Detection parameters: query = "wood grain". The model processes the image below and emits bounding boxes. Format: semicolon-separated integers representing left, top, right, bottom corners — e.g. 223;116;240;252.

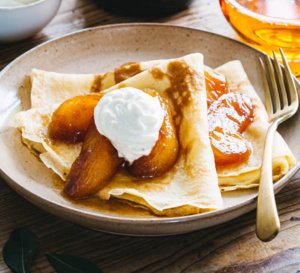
0;0;300;272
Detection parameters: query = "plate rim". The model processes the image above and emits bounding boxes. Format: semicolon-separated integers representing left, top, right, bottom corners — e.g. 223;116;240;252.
1;22;299;227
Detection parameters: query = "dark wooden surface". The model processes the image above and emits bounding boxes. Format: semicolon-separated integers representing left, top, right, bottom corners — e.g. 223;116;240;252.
1;0;300;272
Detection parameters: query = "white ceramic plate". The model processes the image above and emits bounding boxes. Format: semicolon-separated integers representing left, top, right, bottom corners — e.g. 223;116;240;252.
0;24;299;236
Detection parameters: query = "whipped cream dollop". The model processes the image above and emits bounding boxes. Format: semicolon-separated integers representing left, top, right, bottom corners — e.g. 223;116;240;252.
94;87;164;163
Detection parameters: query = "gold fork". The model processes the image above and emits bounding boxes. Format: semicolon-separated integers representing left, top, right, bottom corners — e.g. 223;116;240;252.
256;49;299;242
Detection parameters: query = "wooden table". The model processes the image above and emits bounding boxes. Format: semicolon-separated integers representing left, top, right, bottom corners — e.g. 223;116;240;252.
1;0;300;272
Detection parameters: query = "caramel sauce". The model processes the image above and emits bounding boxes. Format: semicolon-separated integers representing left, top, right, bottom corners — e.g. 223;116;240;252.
150;67;165;80
114;62;143;84
53;174;152;217
163;60;204;126
90;62;143;93
90;74;103;93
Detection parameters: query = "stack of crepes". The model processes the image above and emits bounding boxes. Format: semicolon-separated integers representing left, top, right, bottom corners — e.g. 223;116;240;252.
15;53;295;217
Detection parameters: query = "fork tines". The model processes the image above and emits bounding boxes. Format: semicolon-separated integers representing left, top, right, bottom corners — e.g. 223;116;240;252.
259;48;299;121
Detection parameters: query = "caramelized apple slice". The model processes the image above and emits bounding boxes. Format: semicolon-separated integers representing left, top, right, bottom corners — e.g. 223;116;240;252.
64;119;124;200
49;94;103;143
208;92;254;168
128;90;179;178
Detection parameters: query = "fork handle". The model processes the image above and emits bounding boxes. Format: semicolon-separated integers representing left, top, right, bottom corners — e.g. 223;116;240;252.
256;120;280;242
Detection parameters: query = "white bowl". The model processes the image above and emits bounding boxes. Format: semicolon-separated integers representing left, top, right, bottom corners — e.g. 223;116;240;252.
0;0;62;43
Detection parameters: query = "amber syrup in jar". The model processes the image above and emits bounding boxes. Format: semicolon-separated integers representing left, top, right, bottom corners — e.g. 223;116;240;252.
220;0;300;78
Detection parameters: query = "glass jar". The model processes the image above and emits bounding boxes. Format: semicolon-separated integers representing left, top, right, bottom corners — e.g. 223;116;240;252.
220;0;300;78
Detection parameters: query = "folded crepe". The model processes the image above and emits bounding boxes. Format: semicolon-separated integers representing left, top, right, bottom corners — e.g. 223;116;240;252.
216;61;295;190
30;60;162;108
16;53;223;216
27;57;296;192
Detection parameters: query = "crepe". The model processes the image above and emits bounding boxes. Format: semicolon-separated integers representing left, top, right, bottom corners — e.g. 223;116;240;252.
30;60;162;108
28;58;296;191
215;61;295;190
16;53;223;216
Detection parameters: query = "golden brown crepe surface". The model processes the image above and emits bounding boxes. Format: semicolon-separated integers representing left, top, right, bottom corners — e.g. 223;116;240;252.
30;60;162;108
